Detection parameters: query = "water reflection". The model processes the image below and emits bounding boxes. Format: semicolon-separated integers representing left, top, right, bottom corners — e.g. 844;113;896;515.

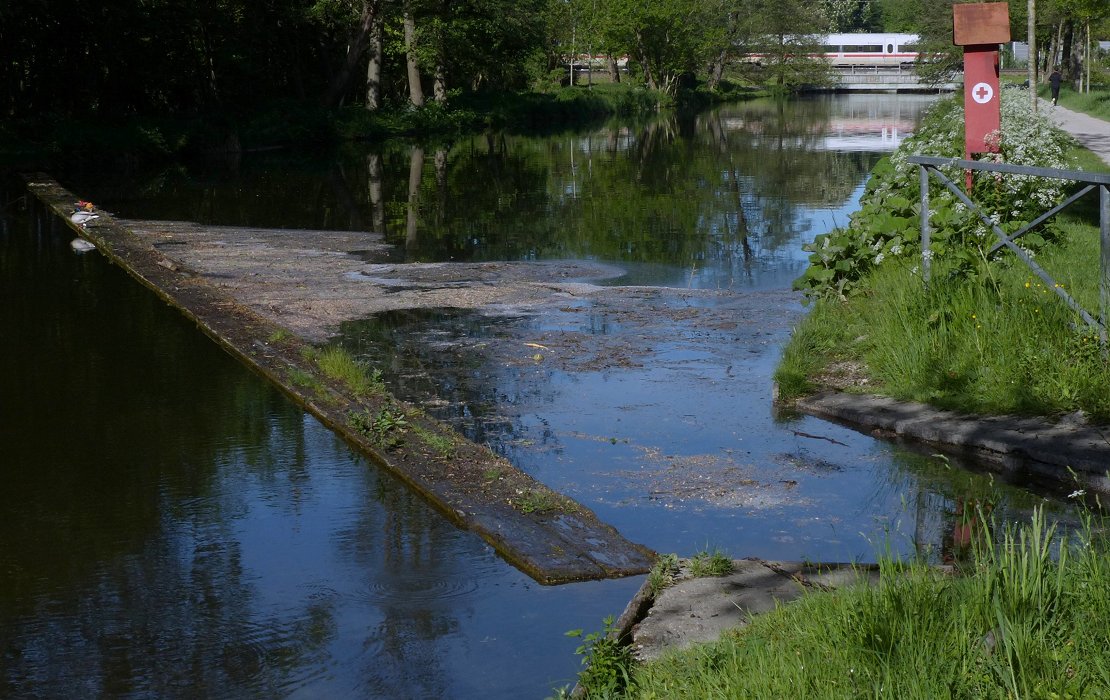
10;93;1085;697
0;195;641;698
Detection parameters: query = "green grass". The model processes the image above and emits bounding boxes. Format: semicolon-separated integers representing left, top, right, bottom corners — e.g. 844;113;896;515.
286;366;322;391
780;226;1110;419
267;328;291;343
515;489;563;515
777;146;1110;420
587;507;1110;699
313;345;385;397
410;424;456;459
647;554;681;596
689;549;735;577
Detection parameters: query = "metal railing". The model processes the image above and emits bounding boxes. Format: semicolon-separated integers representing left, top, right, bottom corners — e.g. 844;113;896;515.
908;155;1110;339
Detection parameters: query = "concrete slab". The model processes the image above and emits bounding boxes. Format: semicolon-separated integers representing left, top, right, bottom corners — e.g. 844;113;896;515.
24;175;657;585
625;559;878;663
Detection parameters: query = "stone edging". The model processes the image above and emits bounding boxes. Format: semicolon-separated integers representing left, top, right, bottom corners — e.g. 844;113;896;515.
796;390;1110;493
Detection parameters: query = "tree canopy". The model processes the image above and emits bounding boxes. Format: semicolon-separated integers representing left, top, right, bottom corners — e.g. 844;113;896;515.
2;0;1105;122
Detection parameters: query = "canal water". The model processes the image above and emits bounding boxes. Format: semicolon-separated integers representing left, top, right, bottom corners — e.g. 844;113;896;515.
1;94;1076;698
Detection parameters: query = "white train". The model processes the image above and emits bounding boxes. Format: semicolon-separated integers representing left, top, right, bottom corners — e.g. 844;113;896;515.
743;33;921;68
821;33;920;66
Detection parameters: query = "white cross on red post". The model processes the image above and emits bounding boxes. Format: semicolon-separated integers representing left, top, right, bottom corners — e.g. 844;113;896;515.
953;3;1010;162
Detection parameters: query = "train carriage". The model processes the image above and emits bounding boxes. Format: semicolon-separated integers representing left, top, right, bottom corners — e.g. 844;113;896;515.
742;33;922;68
820;33;920;67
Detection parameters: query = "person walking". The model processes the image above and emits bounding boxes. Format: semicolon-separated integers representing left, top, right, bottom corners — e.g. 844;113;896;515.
1049;67;1062;106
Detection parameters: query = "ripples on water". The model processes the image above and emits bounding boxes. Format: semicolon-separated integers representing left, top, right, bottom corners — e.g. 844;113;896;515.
1;94;1081;698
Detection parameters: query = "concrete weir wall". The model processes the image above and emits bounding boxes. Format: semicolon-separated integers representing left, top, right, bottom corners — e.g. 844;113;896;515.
26;175;655;584
797;391;1110;494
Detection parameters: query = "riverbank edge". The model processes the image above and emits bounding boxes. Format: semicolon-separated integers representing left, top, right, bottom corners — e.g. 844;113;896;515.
568;557;884;697
789;390;1110;494
23;174;656;585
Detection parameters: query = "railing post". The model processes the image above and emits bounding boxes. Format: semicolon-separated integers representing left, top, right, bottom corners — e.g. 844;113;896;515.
920;164;931;284
1101;184;1110;344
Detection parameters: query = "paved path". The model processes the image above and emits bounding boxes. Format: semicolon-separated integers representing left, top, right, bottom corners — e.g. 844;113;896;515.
1041;100;1110;166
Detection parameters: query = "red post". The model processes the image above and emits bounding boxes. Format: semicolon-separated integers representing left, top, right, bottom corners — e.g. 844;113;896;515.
953;3;1010;190
963;46;1001;157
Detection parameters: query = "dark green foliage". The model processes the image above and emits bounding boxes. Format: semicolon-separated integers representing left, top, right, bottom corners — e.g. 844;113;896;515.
348;408;409;449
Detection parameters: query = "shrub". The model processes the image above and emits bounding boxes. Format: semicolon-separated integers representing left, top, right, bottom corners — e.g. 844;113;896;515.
794;92;1074;301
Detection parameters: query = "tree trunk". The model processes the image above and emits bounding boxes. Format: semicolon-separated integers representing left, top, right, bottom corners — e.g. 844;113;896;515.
433;62;447;103
406;146;425;247
367;152;384;235
432;0;448;104
1061;21;1074;78
607;55;620;83
1049;21;1064;76
434;148;447;224
199;25;221;106
404;12;425;107
1085;21;1090;93
1027;0;1036;112
365;13;383;110
325;0;378;108
707;51;726;91
634;32;657;91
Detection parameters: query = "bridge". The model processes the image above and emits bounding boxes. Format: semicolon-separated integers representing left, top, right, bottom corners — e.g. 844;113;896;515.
832;65;957;92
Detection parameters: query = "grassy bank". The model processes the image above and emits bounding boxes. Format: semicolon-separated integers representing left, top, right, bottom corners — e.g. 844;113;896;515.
574;507;1110;698
777;91;1110;421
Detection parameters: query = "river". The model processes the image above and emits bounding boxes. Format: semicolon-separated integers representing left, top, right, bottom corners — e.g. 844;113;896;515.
0;94;1075;698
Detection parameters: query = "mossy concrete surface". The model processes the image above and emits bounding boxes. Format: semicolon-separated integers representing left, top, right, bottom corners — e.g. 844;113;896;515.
627;558;879;662
25;174;656;584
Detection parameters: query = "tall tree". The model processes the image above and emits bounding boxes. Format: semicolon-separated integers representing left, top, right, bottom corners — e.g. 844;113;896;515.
366;10;384;110
598;0;722;96
821;0;883;31
323;0;382;107
741;0;836;90
404;8;426;106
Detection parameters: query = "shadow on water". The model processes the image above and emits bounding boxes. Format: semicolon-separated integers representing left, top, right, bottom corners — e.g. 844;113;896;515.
0;184;642;698
3;93;1089;697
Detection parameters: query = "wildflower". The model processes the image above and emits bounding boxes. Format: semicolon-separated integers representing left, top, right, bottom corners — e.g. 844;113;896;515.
1068;489;1086;499
890;244;903;256
873;253;885;265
